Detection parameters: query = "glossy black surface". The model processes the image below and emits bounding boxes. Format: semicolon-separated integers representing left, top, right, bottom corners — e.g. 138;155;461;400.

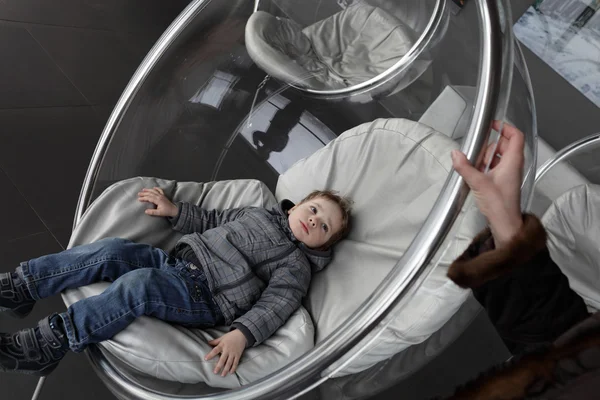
0;0;598;399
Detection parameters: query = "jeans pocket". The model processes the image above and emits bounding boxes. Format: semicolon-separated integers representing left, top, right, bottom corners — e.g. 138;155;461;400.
177;263;210;304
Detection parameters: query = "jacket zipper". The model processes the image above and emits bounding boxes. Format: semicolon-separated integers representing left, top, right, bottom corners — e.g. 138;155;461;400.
212;246;297;295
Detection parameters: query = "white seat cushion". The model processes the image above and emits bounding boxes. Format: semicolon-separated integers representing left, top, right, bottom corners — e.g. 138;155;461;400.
542;184;600;312
64;178;314;388
276;118;483;376
245;2;415;90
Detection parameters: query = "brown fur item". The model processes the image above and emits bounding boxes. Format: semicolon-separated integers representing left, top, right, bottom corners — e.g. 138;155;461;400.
447;214;547;289
445;317;600;399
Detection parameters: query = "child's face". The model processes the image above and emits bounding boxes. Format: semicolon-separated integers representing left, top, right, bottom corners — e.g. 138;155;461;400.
287;197;343;249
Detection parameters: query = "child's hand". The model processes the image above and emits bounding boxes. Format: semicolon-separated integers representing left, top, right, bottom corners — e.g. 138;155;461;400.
205;329;247;376
137;187;179;218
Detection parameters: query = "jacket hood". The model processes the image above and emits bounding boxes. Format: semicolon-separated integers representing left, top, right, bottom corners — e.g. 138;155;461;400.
275;200;332;273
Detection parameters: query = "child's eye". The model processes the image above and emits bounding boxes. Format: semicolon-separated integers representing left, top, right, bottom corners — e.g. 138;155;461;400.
322;224;329;232
310;206;317;213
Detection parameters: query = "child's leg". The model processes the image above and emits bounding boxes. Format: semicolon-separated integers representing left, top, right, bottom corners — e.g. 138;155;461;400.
59;260;222;352
0;260;222;375
17;237;173;301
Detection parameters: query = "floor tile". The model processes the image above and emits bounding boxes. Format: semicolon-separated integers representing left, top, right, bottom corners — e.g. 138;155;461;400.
0;169;46;243
27;24;142;105
0;23;87;109
0;0;115;30
0;368;42;399
0;107;103;233
118;31;159;66
108;0;191;34
92;104;115;125
40;351;117;400
52;226;75;251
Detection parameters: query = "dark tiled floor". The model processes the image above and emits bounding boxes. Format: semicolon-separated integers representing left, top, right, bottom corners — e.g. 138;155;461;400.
0;22;86;109
0;106;103;247
0;1;599;399
0;1;191;399
28;25;143;105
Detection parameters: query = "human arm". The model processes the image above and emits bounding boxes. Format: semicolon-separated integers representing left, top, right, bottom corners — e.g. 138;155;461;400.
446;121;541;286
137;187;247;234
450;120;525;248
169;202;247;234
203;255;310;376
447;121;589;351
231;253;311;347
204;329;247;376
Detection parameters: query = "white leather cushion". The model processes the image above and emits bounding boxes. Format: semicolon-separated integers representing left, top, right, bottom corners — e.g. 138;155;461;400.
302;2;416;86
542;184;600;312
63;178;315;388
245;3;415;90
276;118;479;376
531;137;589;217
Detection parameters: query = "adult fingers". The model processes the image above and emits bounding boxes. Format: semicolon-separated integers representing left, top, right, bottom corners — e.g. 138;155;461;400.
145;209;162;216
451;150;487;191
153;187;165;195
483;138;510;170
492;121;525;161
492;120;523;141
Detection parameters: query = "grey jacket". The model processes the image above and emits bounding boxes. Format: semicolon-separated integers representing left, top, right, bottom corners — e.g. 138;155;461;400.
170;200;331;346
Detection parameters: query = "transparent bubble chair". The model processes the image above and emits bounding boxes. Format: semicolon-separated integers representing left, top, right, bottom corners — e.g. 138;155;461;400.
31;0;541;398
532;132;600;316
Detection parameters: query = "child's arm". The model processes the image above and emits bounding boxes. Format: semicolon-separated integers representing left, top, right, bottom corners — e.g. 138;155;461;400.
231;256;311;348
138;187;246;234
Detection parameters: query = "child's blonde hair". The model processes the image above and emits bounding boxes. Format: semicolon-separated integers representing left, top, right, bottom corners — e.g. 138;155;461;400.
299;190;352;250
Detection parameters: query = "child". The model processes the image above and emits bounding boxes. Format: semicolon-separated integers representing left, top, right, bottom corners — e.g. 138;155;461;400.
0;187;351;377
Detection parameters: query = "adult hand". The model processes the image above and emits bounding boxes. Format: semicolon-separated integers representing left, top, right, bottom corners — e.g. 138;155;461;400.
451;121;524;248
137;187;179;218
205;329;247;376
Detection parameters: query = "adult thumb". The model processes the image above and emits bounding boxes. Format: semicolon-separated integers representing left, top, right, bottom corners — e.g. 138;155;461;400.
451;150;484;190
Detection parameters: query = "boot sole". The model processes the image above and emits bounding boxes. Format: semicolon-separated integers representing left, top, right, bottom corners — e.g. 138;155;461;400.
0;303;34;319
0;361;59;376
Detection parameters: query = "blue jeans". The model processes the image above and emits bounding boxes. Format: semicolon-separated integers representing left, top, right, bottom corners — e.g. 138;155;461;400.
16;238;224;352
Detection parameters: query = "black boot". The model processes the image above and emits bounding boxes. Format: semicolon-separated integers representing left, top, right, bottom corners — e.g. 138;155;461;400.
0;272;35;318
0;314;69;376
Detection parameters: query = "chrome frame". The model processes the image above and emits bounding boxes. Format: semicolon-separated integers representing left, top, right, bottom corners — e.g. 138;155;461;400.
253;0;450;98
69;0;515;398
515;38;538;210
534;132;600;185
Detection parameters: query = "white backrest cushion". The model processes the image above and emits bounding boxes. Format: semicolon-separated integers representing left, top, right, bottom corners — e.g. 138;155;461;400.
276;118;479;376
303;2;416;86
64;178;314;387
531;137;589;217
543;184;600;312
